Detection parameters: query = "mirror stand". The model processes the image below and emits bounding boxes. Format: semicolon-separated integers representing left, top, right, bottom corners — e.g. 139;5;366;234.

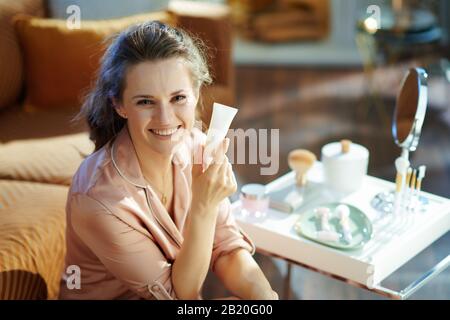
371;68;429;216
371;186;429;217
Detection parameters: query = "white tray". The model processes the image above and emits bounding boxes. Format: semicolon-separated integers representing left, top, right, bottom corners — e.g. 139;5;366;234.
232;162;450;289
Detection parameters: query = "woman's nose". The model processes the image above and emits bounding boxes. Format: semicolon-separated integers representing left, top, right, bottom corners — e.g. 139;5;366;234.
158;103;175;124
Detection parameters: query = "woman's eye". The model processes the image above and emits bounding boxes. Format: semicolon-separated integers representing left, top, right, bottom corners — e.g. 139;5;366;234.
173;95;186;103
137;99;155;106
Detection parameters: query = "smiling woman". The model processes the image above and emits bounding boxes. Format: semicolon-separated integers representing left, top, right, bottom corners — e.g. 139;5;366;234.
59;21;278;300
116;58;198;156
79;21;211;152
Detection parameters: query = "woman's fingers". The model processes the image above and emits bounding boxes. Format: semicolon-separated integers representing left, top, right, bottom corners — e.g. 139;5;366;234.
205;158;230;187
213;138;229;165
202;139;220;172
227;162;237;193
228;162;237;187
217;159;228;183
204;138;230;169
218;160;236;195
204;160;222;178
225;137;230;153
203;150;227;177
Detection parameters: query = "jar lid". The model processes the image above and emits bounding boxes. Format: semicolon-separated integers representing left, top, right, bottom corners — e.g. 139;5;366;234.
241;184;267;200
321;140;369;161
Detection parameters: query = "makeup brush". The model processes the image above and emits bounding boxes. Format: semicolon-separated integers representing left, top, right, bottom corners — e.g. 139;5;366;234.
411;169;417;188
401;167;413;211
408;169;417;209
416;165;427;199
394;156;410;214
405;168;412;194
395;157;410;193
288;149;317;188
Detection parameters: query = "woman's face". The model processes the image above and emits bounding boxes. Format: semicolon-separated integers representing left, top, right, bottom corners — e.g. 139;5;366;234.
116;57;199;156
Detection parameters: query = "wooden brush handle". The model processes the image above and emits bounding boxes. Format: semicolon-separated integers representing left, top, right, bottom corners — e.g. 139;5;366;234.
395;172;403;192
295;172;307;187
340;139;351;153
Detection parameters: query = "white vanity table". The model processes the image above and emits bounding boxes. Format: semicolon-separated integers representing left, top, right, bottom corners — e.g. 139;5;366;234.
231;162;450;299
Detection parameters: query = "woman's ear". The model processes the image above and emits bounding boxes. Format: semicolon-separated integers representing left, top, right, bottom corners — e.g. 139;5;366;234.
112;97;127;119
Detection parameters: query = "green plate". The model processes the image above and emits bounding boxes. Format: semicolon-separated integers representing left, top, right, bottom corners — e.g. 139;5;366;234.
294;203;373;250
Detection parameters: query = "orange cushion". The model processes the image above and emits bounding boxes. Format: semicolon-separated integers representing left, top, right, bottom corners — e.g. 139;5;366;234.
0;180;69;299
0;133;94;185
13;11;175;110
0;0;44;109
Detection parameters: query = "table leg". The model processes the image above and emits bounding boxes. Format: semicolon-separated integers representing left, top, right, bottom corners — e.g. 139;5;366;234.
284;262;292;299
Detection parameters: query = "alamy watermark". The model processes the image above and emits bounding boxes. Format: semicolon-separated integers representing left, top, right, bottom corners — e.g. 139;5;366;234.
171;122;280;176
365;5;381;33
65;265;81;290
227;128;279;176
0;191;12;209
66;5;81;30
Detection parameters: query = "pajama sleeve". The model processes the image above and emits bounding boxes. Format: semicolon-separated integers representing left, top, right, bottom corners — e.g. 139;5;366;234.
210;198;256;272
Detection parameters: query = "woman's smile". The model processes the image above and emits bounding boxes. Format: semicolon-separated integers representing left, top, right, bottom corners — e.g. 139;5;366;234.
148;125;182;140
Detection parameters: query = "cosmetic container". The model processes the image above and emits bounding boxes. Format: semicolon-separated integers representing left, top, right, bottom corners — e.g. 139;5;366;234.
240;184;269;218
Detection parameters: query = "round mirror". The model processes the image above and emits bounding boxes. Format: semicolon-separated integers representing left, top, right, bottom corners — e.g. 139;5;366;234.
372;68;429;215
392;67;428;152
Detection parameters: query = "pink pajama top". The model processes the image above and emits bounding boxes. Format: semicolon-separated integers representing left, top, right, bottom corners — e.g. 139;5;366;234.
58;125;255;300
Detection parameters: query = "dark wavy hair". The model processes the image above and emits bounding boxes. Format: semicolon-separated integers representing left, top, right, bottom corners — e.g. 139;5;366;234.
76;21;212;152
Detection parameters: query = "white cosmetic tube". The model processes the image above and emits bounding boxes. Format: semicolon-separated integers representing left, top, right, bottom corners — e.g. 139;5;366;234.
203;103;238;170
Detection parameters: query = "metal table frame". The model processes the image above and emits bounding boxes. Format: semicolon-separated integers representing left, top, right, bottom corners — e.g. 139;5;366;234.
259;248;450;300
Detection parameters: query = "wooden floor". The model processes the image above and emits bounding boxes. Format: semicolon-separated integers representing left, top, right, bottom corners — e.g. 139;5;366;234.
203;63;450;299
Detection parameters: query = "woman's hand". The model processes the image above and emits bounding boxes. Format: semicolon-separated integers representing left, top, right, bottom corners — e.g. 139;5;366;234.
191;138;236;216
250;289;279;300
172;138;236;299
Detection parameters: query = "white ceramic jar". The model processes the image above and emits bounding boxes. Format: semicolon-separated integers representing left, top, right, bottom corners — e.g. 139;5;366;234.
321;140;369;194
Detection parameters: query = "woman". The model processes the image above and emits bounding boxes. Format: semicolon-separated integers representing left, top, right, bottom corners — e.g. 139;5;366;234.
59;21;278;300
